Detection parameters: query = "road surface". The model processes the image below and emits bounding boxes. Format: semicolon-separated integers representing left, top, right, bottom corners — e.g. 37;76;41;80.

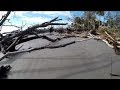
0;35;120;79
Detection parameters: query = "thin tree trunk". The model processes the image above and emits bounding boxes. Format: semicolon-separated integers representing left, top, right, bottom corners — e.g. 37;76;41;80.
99;16;100;26
103;16;105;26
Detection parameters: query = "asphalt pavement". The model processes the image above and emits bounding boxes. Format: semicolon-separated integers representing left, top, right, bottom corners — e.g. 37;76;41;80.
0;35;120;79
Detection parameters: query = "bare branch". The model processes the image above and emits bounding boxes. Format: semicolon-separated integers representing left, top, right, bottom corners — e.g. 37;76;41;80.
0;11;11;26
0;37;93;62
3;25;20;29
0;17;68;54
0;41;75;61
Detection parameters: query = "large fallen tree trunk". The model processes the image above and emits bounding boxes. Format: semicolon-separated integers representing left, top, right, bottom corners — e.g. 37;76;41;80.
2;17;67;40
104;31;120;55
0;17;68;54
89;31;120;55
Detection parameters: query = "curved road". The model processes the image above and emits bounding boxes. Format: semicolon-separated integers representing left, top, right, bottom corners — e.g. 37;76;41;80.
0;35;120;79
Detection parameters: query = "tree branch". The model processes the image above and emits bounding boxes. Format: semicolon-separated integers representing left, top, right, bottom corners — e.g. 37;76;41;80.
0;38;93;62
0;17;68;54
0;41;75;61
0;11;11;26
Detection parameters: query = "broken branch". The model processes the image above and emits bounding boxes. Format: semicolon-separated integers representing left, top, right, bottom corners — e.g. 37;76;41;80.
0;11;11;26
0;41;75;61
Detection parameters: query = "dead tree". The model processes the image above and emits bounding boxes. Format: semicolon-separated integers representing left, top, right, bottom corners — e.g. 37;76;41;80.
0;17;68;54
105;31;120;55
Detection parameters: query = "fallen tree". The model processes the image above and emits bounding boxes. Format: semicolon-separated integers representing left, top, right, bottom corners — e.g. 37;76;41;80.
0;17;68;54
88;29;120;55
0;37;92;62
104;31;120;55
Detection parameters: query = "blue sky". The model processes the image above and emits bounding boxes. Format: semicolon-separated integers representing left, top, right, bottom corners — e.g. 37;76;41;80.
0;11;74;33
0;11;106;33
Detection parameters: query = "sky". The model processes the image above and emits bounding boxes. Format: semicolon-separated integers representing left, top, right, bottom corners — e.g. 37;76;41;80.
0;11;77;33
0;11;105;33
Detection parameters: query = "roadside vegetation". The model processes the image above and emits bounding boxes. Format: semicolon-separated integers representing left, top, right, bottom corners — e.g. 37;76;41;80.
69;11;120;40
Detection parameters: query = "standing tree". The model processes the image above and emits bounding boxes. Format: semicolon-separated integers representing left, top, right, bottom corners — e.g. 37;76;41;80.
96;11;104;26
71;16;84;30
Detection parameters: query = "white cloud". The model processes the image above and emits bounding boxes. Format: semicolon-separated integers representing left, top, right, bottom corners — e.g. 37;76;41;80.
0;26;19;33
0;12;18;33
0;11;71;33
10;11;27;18
11;11;72;18
0;11;72;21
0;11;26;20
32;11;72;18
21;16;51;24
21;16;69;29
5;11;71;24
0;11;7;19
13;11;71;25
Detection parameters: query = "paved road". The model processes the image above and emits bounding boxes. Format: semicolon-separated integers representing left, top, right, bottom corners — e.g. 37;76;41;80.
0;35;120;79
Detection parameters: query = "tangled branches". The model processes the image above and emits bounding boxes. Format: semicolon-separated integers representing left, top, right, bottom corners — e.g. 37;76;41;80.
0;17;68;54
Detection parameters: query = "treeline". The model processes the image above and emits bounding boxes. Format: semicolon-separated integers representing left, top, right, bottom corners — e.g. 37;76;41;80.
70;11;120;30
